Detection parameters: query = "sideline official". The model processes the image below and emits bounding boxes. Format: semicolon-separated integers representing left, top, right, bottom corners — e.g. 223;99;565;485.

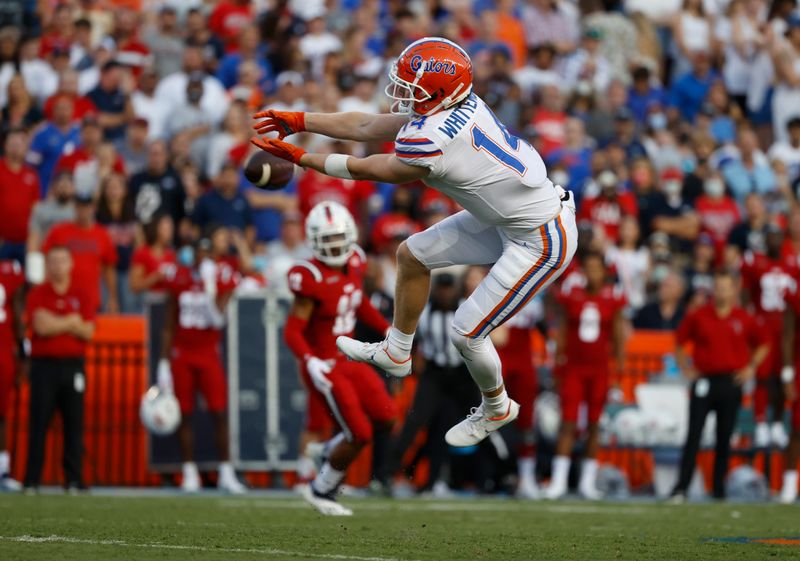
671;271;769;501
23;246;95;492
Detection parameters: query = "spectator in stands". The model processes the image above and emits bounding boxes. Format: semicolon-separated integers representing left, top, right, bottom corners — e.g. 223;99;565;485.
96;173;137;313
56;114;126;197
671;270;769;502
154;44;229;126
578;169;638;244
634;269;686;330
721;128;777;202
26;96;80;194
647;168;701;249
626;61;667;125
86;61;133;142
117;117;149;175
0;127;40;263
670;0;715;79
130;66;167;139
561;27;610;94
208;0;252;53
694;170;740;258
164;73;213;169
269;71;307;112
206;103;249;180
129;213;176;302
771;15;800;144
27;170;76;254
670;50;718;122
17;35;57;105
43;68;96;123
768;117;800;184
2;74;43;134
728;192;769;258
258;211;312;295
522;0;578;54
606;215;649;312
512;43;559;100
546;118;594;199
142;5;183;79
23;245;96;493
216;24;271;91
128;139;186;228
684;234;717;307
42;192;118;313
192;161;255;244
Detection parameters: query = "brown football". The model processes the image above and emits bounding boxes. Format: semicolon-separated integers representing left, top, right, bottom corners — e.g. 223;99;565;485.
244;151;294;190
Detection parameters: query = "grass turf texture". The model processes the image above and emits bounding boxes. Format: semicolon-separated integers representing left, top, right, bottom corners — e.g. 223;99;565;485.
0;493;798;561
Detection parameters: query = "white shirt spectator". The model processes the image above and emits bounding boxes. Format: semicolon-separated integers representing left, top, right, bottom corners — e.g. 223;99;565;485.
154;72;229;126
131;89;169;139
512;66;561;98
606;245;650;311
768;139;800;183
623;0;682;24
560;49;611;93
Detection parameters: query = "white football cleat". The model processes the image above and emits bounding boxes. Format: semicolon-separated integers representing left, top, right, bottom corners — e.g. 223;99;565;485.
300;484;353;516
779;483;798;505
181;462;201;493
516;477;540;500
0;474;22;492
218;464;247;495
579;482;603;501
754;422;770;448
770;422;789;449
336;337;412;378
543;480;567;500
444;400;519;447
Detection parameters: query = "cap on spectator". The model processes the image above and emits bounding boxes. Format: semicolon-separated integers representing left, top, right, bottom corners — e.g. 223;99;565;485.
371;215;419;252
75;191;94;204
614;107;634;122
277;71;304;88
787;116;800;129
584;27;603;40
660;168;683;182
597;170;618;188
102;60;122;72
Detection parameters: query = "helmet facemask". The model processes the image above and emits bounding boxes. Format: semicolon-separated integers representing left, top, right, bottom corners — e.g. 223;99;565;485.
385;61;431;115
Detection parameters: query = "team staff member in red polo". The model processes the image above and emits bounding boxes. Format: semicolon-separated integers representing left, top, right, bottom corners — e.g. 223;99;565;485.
23;246;95;493
670;270;769;502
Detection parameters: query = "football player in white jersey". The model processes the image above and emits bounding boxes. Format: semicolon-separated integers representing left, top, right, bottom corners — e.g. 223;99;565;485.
251;37;578;448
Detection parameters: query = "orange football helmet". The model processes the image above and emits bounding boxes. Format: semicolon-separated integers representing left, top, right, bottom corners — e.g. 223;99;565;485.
386;37;473;116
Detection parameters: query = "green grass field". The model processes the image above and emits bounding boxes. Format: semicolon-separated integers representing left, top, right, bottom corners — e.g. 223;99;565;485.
0;492;798;561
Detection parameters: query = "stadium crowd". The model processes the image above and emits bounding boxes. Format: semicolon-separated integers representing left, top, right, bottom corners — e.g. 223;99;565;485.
1;0;800;499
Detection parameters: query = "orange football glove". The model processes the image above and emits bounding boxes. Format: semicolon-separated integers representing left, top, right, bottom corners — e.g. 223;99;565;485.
252;109;306;138
250;136;307;165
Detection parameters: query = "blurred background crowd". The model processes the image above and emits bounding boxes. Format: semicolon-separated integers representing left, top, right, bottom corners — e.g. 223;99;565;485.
1;0;800;496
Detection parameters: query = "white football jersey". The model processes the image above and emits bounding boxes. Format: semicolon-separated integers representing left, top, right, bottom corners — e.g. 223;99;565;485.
394;93;561;232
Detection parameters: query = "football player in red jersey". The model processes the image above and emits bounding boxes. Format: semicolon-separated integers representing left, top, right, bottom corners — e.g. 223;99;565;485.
0;260;25;490
159;236;245;494
780;281;800;503
545;252;626;500
491;298;544;499
740;225;797;448
285;201;396;516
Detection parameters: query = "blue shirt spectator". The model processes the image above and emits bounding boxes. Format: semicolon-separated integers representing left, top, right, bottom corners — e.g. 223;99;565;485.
193;164;255;235
86;62;129;142
26;117;80;196
669;53;718;122
719;129;777;202
215;26;274;90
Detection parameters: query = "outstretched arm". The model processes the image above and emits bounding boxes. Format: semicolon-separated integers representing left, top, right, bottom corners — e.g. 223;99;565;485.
250;136;429;184
253;109;408;142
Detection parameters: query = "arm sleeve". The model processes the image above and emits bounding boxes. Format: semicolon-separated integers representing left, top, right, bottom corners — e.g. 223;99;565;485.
356;295;390;334
393;124;443;170
284;315;313;361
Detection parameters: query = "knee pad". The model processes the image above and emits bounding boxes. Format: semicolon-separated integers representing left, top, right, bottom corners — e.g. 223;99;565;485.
449;324;475;355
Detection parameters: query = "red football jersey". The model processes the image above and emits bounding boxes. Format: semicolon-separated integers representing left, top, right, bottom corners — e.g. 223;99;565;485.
557;283;625;366
0;159;40;243
167;260;238;350
287;250;370;361
740;251;797;329
0;260;24;349
130;245;177;292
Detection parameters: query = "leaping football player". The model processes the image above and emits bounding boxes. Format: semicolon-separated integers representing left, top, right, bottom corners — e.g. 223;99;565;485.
284;201;396;516
252;37;578;449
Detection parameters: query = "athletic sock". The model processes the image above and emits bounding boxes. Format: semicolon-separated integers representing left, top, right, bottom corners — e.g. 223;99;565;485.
552;455;571;488
386;326;414;358
218;462;236;481
0;450;9;475
580;459;598;489
297;456;315;479
783;470;799;493
483;388;510;417
313;462;345;495
518;457;536;485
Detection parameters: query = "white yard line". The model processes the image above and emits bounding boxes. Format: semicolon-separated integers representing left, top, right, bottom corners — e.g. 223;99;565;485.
0;535;420;561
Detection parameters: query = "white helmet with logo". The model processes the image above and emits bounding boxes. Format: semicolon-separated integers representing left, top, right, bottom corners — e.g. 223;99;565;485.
305;201;358;267
140;386;181;436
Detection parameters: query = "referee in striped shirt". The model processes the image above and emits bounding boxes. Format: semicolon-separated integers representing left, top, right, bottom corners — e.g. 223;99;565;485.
383;273;479;488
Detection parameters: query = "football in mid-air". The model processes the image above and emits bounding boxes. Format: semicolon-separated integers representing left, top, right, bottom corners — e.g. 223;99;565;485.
245;151;294;190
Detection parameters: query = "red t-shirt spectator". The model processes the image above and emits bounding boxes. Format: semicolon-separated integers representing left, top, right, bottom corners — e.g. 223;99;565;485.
208;0;253;51
0;158;40;244
115;37;151;78
26;281;94;358
130;246;177;292
43;223;118;312
39;34;71;59
695;194;740;256
578;192;638;243
56;147;126;177
43;93;97;123
297;169;374;220
676;304;765;375
530;108;566;158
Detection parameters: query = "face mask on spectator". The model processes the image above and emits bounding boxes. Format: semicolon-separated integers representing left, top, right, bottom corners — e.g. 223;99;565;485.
663;180;682;198
648;112;667;131
704;179;724;198
178;246;195;267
